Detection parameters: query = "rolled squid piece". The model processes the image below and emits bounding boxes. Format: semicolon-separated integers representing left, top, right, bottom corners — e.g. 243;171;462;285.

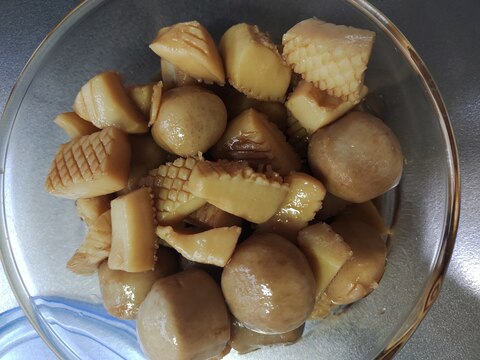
45;127;131;199
283;18;375;103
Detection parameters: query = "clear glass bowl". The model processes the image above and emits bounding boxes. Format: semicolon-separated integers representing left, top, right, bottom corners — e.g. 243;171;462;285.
0;0;459;359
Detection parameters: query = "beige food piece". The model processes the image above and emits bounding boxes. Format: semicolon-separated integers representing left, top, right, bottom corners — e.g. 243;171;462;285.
220;23;291;101
73;71;147;133
230;318;304;354
108;187;157;272
308;111;403;203
211;108;301;176
148;81;163;127
161;59;196;90
316;192;351;220
285;113;309;158
188;160;289;224
54;112;99;138
137;269;230;360
221;233;315;334
309;293;335;320
98;247;178;319
223;88;288;131
256;172;326;242
67;210;112;275
286;80;368;134
185;203;243;229
75;195;112;226
282;18;375;102
326;220;387;305
127;83;154;116
151;86;227;156
298;222;352;302
150;21;225;85
118;134;168;195
45;127;131;199
156;225;241;267
138;157;207;225
337;201;389;236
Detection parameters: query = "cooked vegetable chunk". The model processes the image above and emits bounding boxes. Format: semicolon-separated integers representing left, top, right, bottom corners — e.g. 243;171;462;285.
286;80;368;134
308;112;403;202
220;23;291;101
67;210;112;275
73;71;148;133
156;225;241;267
230;318;304;354
54;112;99;138
298;223;352;302
109;187;157;272
326;220;387;305
211;108;301;176
75;195;112;226
127;83;154;116
137;269;230;360
151;86;227;156
222;233;315;334
98;246;178;319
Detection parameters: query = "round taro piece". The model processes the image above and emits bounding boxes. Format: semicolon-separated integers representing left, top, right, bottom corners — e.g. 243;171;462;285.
137;269;230;360
221;233;315;334
308;111;403;203
151;86;227;157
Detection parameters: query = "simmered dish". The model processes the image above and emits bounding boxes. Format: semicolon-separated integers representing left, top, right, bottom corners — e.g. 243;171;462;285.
45;17;403;360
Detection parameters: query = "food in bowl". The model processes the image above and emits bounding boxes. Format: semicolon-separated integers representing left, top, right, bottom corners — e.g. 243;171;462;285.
44;16;402;360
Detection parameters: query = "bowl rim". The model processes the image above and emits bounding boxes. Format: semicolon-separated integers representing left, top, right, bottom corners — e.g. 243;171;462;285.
0;0;460;359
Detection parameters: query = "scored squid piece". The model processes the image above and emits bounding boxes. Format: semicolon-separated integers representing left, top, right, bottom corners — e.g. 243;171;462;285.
127;83;154;116
137;269;230;360
188;160;289;224
282;18;375;103
220;23;291;101
297;222;353;317
45;127;131;199
230;318;304;354
256;172;326;242
67;210;112;275
150;21;225;85
73;71;148;133
108;187;157;272
286;80;368;134
211;108;301;176
137;157;207;225
75;195;112;226
156;225;241;267
185;203;243;230
161;59;196;90
53;112;99;138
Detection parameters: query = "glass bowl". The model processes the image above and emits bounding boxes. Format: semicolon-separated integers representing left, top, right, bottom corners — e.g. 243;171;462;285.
0;0;459;359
